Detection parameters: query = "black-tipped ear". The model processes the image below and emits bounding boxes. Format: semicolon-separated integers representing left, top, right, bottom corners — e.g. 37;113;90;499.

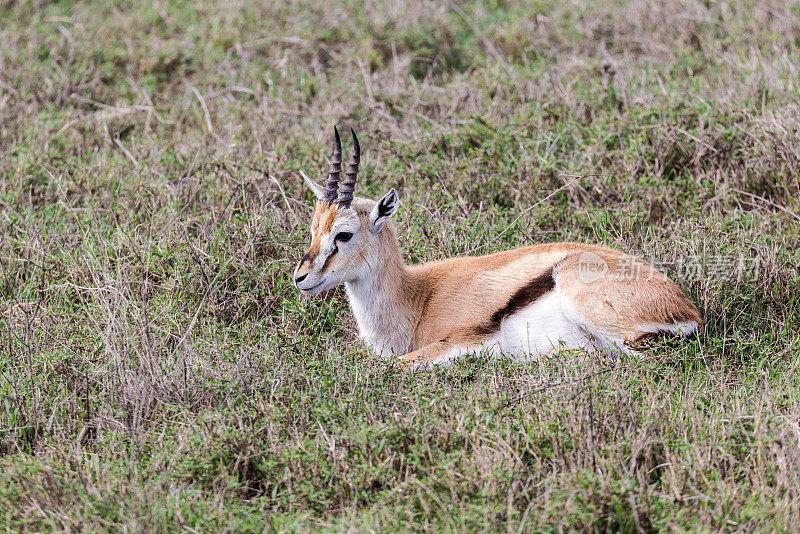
369;189;399;234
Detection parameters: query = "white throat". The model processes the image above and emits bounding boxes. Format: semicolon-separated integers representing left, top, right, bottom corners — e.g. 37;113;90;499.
343;246;415;358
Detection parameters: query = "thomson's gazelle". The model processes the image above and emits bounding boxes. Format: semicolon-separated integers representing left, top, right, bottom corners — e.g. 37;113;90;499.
294;127;701;368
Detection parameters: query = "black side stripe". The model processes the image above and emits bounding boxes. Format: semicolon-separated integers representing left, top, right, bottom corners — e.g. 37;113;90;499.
471;266;556;337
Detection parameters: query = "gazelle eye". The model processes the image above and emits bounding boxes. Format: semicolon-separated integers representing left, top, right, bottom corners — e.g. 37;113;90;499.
335;232;353;243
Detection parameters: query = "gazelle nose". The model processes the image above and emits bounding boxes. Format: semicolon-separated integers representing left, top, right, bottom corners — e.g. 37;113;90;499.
295;273;307;284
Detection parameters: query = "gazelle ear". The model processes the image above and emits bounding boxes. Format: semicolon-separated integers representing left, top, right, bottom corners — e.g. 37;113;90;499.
369;188;399;235
301;172;325;200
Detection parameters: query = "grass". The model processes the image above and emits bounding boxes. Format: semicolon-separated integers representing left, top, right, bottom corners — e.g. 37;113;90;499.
1;0;800;531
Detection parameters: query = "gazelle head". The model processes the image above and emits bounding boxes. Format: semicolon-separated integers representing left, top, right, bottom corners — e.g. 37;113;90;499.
294;126;399;295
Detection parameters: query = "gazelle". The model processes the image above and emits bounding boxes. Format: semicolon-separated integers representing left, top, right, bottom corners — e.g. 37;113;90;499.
294;127;701;368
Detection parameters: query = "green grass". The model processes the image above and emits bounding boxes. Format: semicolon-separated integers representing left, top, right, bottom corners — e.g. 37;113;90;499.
1;0;800;531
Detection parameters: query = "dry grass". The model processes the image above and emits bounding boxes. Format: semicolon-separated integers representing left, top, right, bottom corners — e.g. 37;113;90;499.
1;0;800;531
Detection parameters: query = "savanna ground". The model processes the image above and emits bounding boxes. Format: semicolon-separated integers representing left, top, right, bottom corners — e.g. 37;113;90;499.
1;0;800;531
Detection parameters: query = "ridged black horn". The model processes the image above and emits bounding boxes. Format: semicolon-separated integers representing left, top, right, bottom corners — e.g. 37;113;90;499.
322;126;342;203
337;128;360;208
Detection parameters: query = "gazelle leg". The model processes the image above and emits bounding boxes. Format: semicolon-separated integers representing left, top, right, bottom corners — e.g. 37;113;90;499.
395;341;463;370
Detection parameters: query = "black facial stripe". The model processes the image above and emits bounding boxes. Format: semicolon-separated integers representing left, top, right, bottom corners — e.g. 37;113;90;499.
298;253;311;269
321;245;338;272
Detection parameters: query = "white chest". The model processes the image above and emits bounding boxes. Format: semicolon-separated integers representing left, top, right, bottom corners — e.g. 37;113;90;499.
344;280;412;357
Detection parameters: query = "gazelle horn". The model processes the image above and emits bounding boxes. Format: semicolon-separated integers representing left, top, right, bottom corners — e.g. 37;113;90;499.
322;126;342;204
336;128;360;208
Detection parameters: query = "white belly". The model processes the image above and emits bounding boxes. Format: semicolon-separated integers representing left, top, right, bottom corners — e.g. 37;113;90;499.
492;291;590;358
431;290;624;367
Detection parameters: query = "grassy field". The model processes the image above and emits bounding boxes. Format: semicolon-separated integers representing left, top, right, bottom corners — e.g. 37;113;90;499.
1;0;800;531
